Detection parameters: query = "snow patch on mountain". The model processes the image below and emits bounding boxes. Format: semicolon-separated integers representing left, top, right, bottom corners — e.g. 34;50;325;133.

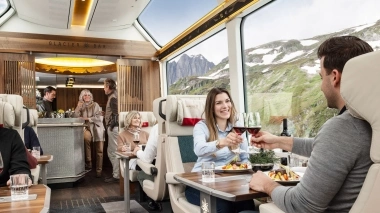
300;40;318;46
301;63;320;74
249;48;272;55
352;23;376;32
279;51;304;63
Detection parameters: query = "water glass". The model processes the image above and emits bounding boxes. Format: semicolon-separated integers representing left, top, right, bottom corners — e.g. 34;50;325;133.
10;174;29;201
32;146;40;159
201;162;215;182
123;143;131;152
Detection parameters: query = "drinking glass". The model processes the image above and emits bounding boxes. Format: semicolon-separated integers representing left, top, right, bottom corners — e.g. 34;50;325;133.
32;146;41;159
123;142;131;152
10;174;29;201
0;151;3;174
133;133;140;146
201;162;215;182
246;112;261;135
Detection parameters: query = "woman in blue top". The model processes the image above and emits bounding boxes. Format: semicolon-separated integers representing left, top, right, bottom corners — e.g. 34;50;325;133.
185;87;255;213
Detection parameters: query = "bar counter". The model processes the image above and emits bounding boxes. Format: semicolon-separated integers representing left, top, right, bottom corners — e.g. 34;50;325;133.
37;118;86;184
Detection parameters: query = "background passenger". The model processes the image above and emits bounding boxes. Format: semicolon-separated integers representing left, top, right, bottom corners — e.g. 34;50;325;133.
36;86;56;118
248;36;374;213
185;87;255;213
74;89;105;178
24;126;44;155
117;111;149;170
103;78;119;183
0;128;32;187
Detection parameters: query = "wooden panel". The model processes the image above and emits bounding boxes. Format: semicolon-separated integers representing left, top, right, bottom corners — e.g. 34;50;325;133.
0;53;35;108
117;59;160;112
56;88;108;112
0;31;156;59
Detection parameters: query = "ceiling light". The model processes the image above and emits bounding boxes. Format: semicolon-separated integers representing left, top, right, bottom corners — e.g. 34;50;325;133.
35;57;114;67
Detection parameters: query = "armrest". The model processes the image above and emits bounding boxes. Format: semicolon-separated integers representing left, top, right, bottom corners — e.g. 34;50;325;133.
259;203;285;213
137;159;157;176
165;172;180;184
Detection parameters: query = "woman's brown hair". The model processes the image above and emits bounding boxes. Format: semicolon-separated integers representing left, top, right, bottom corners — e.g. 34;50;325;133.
204;88;237;142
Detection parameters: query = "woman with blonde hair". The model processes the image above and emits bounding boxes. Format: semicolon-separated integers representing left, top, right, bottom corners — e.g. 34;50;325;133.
74;89;105;178
185;87;255;213
117;111;149;169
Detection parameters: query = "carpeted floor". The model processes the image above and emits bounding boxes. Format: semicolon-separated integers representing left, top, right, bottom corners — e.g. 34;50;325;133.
49;196;148;213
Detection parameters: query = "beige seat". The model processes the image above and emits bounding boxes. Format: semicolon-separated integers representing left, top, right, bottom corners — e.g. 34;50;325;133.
22;107;40;185
118;111;157;182
137;97;168;201
0;94;23;140
260;51;380;213
164;95;206;213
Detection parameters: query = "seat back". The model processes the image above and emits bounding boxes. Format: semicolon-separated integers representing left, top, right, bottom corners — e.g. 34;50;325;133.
0;94;24;141
140;97;169;201
22;107;38;134
164;95;206;213
340;51;380;213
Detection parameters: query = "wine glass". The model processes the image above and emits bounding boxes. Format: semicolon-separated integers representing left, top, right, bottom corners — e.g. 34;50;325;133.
133;133;140;147
232;113;247;155
246;112;262;153
0;151;3;174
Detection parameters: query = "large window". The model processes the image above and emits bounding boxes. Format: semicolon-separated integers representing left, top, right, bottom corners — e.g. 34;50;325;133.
0;0;10;17
242;0;380;137
166;30;228;95
138;0;218;46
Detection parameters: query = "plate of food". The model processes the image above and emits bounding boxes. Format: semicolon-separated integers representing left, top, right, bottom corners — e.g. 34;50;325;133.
216;162;251;173
264;168;302;182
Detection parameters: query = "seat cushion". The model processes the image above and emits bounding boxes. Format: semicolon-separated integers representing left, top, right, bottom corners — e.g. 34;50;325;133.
178;196;200;213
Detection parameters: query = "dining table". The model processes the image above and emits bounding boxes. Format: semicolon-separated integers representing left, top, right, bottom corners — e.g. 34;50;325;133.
0;184;51;213
115;151;137;213
37;155;53;185
174;170;298;213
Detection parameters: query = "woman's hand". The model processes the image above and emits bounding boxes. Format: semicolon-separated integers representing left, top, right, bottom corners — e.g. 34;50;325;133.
77;101;84;108
250;131;280;150
220;132;243;147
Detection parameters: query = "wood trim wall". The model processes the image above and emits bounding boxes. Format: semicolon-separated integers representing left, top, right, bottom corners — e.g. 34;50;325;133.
56;88;108;112
0;31;156;59
0;53;35;108
117;59;160;112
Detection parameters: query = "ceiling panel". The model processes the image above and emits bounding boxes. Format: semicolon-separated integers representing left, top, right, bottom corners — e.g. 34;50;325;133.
87;0;150;31
12;0;73;29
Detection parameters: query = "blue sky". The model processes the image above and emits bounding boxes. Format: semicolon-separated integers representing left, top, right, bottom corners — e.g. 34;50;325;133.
141;0;380;64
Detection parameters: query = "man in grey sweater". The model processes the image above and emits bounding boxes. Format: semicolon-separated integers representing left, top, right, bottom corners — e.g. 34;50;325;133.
248;36;374;213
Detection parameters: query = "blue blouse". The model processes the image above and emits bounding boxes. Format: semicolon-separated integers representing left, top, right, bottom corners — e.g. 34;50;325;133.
192;120;249;172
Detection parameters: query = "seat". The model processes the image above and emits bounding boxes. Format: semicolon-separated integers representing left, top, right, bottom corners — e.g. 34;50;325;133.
22;107;41;185
260;51;380;213
118;111;157;182
164;95;206;213
0;94;24;141
137;97;168;202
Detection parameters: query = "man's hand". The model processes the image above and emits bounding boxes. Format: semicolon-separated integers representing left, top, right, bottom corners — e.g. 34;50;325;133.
249;171;280;196
250;131;280;150
133;146;140;155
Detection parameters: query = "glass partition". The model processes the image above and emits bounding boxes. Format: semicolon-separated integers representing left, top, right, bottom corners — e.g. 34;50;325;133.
166;29;228;95
138;0;218;46
242;0;380;137
0;0;10;17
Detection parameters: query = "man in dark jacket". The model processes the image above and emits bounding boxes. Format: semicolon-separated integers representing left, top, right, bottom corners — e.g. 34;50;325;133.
37;86;56;118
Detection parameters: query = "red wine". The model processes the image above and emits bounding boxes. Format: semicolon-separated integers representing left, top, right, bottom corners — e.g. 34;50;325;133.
233;126;246;135
133;140;140;145
0;168;3;173
246;127;261;135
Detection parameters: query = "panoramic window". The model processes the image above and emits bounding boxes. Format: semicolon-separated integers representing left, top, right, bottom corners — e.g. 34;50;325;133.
166;29;228;95
0;0;10;17
242;0;380;137
138;0;218;46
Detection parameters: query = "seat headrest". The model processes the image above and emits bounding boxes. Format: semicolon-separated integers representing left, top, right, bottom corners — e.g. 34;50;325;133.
165;95;206;136
0;94;23;141
341;51;380;163
119;111;156;133
153;97;167;135
0;101;16;128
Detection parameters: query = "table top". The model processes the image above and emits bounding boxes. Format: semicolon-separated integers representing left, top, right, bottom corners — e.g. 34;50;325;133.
175;171;296;202
115;151;137;159
0;184;50;213
37;155;53;164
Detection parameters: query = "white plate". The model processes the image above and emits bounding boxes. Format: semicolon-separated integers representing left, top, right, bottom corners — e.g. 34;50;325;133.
215;165;252;173
263;171;303;182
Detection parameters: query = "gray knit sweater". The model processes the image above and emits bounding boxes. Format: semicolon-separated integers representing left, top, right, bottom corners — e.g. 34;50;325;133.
272;111;372;213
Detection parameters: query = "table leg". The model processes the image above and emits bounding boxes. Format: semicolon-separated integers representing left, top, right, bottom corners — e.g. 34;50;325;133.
41;164;47;185
124;159;130;213
200;191;217;213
